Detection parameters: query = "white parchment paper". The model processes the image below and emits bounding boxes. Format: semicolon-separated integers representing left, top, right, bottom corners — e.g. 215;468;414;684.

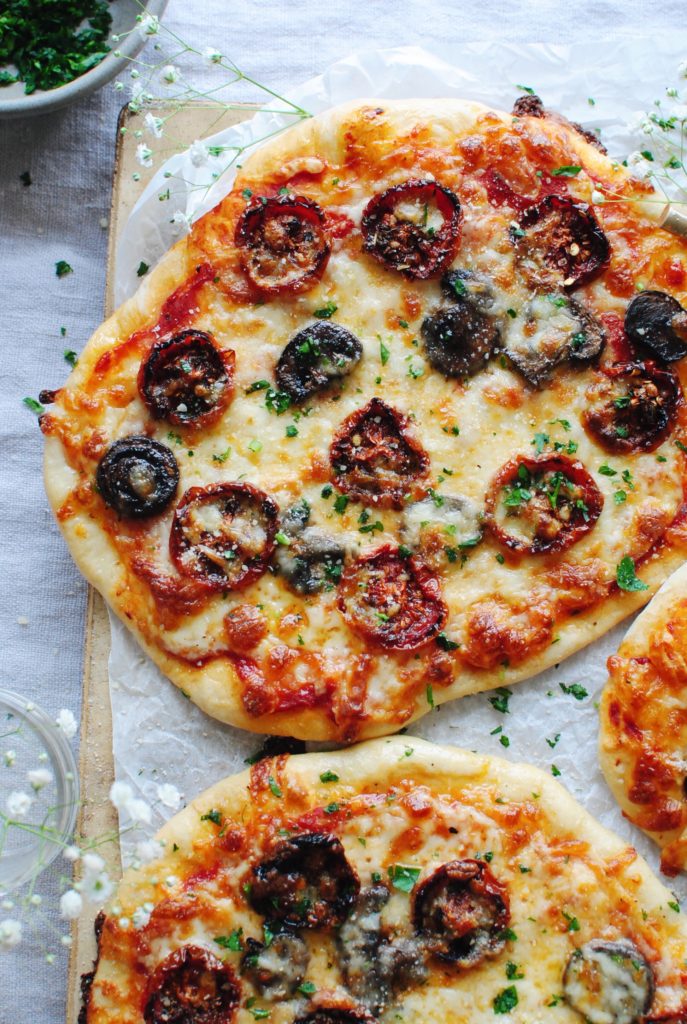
110;40;687;901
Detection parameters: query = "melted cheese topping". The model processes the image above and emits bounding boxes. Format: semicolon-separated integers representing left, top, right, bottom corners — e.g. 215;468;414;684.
43;101;687;738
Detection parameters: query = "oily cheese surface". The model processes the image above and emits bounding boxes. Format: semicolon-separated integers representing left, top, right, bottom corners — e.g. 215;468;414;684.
600;560;687;876
43;97;687;740
83;737;687;1024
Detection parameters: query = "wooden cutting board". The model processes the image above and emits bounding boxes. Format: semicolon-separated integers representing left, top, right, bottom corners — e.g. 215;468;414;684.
66;100;254;1024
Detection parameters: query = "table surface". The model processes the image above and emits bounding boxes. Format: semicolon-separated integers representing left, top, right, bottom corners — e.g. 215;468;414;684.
1;1;686;1020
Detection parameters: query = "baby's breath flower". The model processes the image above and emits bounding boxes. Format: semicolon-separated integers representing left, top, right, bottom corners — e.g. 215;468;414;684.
28;768;53;792
130;69;140;80
164;875;179;888
6;790;33;818
144;113;164;140
63;845;81;862
161;64;180;86
0;919;22;949
109;780;134;810
60;890;83;920
29;894;41;907
45;953;55;965
3;749;16;767
132;902;154;929
591;189;605;205
678;59;687;79
188;140;210;168
202;46;223;65
1;901;14;911
79;869;114;905
118;916;130;928
136;144;154;169
61;935;73;947
56;708;77;739
126;797;152;825
138;13;160;37
114;80;124;93
156;783;181;809
82;852;105;874
171;211;191;233
627;151;654;181
134;838;164;865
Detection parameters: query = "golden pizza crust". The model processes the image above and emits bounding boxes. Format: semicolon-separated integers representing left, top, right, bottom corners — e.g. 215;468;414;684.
600;559;687;875
85;737;687;1023
43;97;687;740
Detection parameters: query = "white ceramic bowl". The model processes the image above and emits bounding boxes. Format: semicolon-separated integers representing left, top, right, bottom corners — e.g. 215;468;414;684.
0;0;168;119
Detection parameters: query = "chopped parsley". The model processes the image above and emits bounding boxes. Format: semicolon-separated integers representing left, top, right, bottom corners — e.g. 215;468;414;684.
598;463;617;476
136;261;150;277
559;682;588;701
297;981;316;996
388;864;421;892
247;439;263;453
380;338;390;365
19;171;31;186
313;301;337;319
324;802;339;815
532;431;549;454
546;733;561;749
23;396;44;416
489;687;512;714
516;84;536;95
55;260;73;278
493;986;519;1014
333;494;349;514
267;776;283;798
436;631;460;651
319;770;339;783
616;555;648;592
214;929;243;951
212;447;231;464
63;349;78;367
551;165;582;177
285;424;298;438
562;910;580;932
551;764;561;777
550;418;571;432
505;962;524;980
426;684;435;709
200;809;222;826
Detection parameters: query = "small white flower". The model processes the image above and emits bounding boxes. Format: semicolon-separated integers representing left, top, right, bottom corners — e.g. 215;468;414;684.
63;845;81;863
1;901;14;911
126;797;152;825
28;768;53;792
170;210;191;233
202;46;223;65
81;852;105;875
61;935;72;947
161;64;180;86
0;919;22;949
188;140;210;168
164;875;179;888
678;59;687;79
144;112;164;139
56;708;77;739
156;783;181;810
136;144;154;169
25;702;35;713
37;751;48;763
132;902;153;929
7;790;33;818
45;953;55;965
130;70;140;80
79;870;113;904
131;81;145;103
3;749;16;767
118;916;130;929
109;780;134;811
627;151;654;180
29;894;41;907
591;189;605;205
138;13;160;37
60;890;83;920
114;80;124;93
134;838;164;864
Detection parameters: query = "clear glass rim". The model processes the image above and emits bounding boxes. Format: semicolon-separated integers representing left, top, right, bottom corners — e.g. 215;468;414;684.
0;687;80;889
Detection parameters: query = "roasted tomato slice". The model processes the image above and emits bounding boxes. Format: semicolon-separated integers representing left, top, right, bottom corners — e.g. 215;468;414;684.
276;321;363;402
625;289;687;362
582;361;682;454
361;178;462;280
485;455;603;555
170;483;278;590
563;940;654;1024
329;398;429;508
294;1010;376;1024
96;435;179;519
138;330;235;428
412;860;510;968
249;832;360;930
338;544;447;651
235;194;330;295
510;195;610;290
144;946;240;1024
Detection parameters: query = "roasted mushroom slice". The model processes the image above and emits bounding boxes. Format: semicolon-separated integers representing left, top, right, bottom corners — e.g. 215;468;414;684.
274;500;347;594
485;455;603;556
503;293;605;387
510;194;610;290
249;832;360;930
412;859;510;968
329;398;429;508
401;495;483;570
582;361;682;455
144;946;240;1024
421;302;500;379
138;330;235;428
563;939;654;1024
625;290;687;362
96;435;179;518
241;932;309;1000
338;884;428;1013
441;268;497;315
235;194;331;295
170;483;278;590
339;545;447;651
361;179;462;279
276;322;362;403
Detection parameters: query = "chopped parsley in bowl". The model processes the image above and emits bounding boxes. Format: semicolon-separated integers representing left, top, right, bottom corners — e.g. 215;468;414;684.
0;0;168;118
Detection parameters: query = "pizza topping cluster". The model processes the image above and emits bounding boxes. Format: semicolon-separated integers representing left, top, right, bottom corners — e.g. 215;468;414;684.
625;290;687;363
276;322;363;403
485;454;603;555
144;945;240;1024
361;179;462;280
235;194;331;295
563;939;654;1024
96;435;179;519
138;329;235;429
273;500;347;595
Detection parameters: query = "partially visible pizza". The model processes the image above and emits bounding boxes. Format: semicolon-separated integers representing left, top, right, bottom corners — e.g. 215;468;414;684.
81;737;687;1024
42;94;687;740
600;560;687;877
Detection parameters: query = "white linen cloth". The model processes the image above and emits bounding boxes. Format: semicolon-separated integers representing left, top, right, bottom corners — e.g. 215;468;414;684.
1;1;686;1020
